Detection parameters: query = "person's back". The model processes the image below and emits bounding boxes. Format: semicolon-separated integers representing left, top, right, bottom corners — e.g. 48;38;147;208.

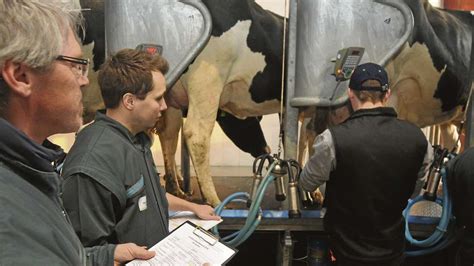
326;106;427;263
300;63;431;265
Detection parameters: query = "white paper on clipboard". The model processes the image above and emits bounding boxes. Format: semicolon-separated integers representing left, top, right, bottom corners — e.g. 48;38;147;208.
168;211;222;231
126;221;236;266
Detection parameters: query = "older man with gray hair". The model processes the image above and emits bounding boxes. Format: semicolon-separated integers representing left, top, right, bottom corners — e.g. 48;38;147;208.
0;0;154;265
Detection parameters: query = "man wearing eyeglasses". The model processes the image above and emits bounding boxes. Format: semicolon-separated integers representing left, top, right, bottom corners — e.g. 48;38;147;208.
0;0;155;265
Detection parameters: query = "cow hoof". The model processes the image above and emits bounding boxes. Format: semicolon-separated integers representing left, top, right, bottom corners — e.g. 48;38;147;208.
165;185;187;199
206;199;221;208
312;190;324;206
174;189;188;199
177;178;192;194
185;190;194;197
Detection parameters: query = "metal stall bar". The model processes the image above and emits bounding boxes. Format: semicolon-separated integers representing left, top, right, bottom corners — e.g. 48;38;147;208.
280;0;298;264
105;0;212;89
181;130;191;192
283;0;299;167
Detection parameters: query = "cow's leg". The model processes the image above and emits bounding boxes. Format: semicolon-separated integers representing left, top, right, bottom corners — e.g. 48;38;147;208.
156;106;187;198
297;117;311;164
183;110;220;205
182;80;222;206
440;122;460;152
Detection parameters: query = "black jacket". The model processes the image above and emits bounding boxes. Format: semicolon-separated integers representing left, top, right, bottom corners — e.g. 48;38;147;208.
0;118;114;265
62;111;169;247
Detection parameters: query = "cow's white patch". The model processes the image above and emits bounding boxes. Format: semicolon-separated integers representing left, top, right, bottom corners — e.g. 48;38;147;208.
81;42;104;121
178;20;281;119
386;43;462;127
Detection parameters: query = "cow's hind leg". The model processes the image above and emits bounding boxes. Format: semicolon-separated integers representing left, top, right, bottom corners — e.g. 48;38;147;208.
182;76;223;206
183;108;221;206
440;122;461;153
156;106;187;198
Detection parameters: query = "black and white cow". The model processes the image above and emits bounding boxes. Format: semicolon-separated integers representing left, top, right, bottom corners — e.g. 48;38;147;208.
81;0;473;207
385;0;472;126
80;0;283;206
150;0;284;206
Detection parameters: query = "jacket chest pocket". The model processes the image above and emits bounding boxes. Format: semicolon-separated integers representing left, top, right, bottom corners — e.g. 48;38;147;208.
126;175;147;212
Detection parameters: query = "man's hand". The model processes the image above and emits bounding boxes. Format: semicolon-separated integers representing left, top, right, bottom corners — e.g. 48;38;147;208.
114;243;155;265
166;193;221;220
191;204;221;220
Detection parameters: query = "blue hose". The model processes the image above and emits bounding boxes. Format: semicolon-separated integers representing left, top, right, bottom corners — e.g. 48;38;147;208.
403;168;454;256
212;161;278;248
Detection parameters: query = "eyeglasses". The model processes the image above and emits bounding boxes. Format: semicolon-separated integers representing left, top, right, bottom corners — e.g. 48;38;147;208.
56;55;89;78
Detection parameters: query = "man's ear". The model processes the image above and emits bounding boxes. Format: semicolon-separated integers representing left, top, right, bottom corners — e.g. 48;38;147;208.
122;93;135;110
383;89;391;103
1;60;33;97
347;88;355;100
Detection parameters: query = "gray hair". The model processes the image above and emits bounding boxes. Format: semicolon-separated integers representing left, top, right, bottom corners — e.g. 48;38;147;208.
0;0;84;113
0;0;83;70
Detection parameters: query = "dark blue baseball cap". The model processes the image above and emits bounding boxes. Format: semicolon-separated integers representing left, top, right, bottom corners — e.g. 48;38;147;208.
349;62;389;92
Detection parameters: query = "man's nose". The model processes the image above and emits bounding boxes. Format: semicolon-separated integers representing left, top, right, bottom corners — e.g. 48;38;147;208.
161;99;168;111
79;75;90;86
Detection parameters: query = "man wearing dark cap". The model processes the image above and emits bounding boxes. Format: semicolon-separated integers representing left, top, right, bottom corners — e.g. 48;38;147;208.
300;62;433;265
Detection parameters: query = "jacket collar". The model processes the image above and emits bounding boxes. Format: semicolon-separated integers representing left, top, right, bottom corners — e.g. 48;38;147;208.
0;118;64;173
94;110;152;149
347;107;398;121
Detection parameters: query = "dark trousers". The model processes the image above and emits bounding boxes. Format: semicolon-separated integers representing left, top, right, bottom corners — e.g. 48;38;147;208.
455;245;474;266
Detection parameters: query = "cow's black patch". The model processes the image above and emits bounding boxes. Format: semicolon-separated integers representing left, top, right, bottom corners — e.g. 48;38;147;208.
203;0;252;37
203;0;286;104
216;111;268;157
80;8;105;71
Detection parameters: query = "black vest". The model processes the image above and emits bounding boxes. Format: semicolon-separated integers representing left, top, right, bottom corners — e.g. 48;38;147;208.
447;147;474;260
325;107;427;262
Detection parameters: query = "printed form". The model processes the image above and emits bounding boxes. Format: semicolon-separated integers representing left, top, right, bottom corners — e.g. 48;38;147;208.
127;222;236;266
